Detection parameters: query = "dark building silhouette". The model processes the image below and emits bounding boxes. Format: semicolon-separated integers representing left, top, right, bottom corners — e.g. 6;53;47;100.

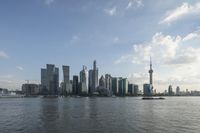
72;75;79;94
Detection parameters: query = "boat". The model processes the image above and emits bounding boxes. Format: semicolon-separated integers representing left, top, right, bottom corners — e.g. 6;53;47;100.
0;93;24;98
142;97;165;100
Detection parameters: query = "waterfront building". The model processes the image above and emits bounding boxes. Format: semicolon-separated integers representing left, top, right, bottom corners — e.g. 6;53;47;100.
97;75;110;96
89;60;99;93
176;86;180;96
118;78;128;96
72;75;79;94
133;84;139;95
128;84;134;95
22;84;39;96
105;74;112;94
99;75;106;88
41;64;59;95
88;70;93;93
112;77;119;95
62;65;72;94
122;78;128;95
143;83;152;96
168;85;173;95
0;88;9;95
80;66;88;94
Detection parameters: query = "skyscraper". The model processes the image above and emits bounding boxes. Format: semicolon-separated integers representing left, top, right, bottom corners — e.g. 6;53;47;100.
118;78;128;96
62;65;72;94
41;64;59;95
105;74;112;93
143;83;152;96
72;75;79;94
93;60;98;92
112;77;119;95
63;65;70;83
89;60;99;93
88;70;93;93
41;68;47;94
80;66;88;94
176;86;180;96
168;85;173;95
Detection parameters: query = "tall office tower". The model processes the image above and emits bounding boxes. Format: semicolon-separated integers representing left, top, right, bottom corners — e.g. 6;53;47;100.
143;83;152;96
112;77;118;95
89;60;99;93
62;65;72;94
80;66;88;94
118;78;123;95
128;84;134;95
133;84;139;95
72;75;79;94
54;67;59;94
41;64;59;95
105;74;112;93
41;68;47;94
176;86;180;96
62;66;70;83
149;57;153;85
168;85;173;95
92;60;98;92
122;78;128;95
99;75;105;88
88;70;93;93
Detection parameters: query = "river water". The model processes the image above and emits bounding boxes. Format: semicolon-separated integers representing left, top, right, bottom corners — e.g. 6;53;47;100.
0;97;200;133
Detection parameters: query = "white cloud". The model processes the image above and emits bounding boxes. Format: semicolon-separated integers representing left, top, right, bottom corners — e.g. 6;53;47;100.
160;2;200;24
16;66;24;71
0;51;9;59
104;7;117;16
115;31;200;91
182;32;199;41
126;0;143;9
44;0;55;5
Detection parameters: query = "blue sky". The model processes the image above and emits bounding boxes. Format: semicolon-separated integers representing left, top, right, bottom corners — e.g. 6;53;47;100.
1;0;200;92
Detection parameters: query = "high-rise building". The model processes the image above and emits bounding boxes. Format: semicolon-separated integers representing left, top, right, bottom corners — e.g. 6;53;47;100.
128;84;134;95
80;66;88;94
112;77;118;95
118;78;123;95
62;65;72;94
118;78;128;96
143;83;152;96
133;84;139;95
88;70;93;93
41;68;47;94
41;64;59;95
89;60;99;93
22;84;39;96
168;85;173;95
176;86;180;96
63;66;70;83
99;75;105;88
105;74;112;93
122;78;128;95
72;75;79;94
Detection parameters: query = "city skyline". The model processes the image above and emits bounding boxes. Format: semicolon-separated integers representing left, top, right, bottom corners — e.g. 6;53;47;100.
1;0;200;92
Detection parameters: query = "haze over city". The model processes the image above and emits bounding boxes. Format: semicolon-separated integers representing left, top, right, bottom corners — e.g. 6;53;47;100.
1;0;200;92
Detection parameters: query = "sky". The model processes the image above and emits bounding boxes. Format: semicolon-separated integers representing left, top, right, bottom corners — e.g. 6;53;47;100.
1;0;200;92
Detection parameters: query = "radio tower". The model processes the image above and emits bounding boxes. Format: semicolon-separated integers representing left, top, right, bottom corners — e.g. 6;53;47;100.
149;57;153;85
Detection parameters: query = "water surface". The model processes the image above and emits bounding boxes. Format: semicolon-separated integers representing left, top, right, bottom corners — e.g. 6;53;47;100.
0;97;200;133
